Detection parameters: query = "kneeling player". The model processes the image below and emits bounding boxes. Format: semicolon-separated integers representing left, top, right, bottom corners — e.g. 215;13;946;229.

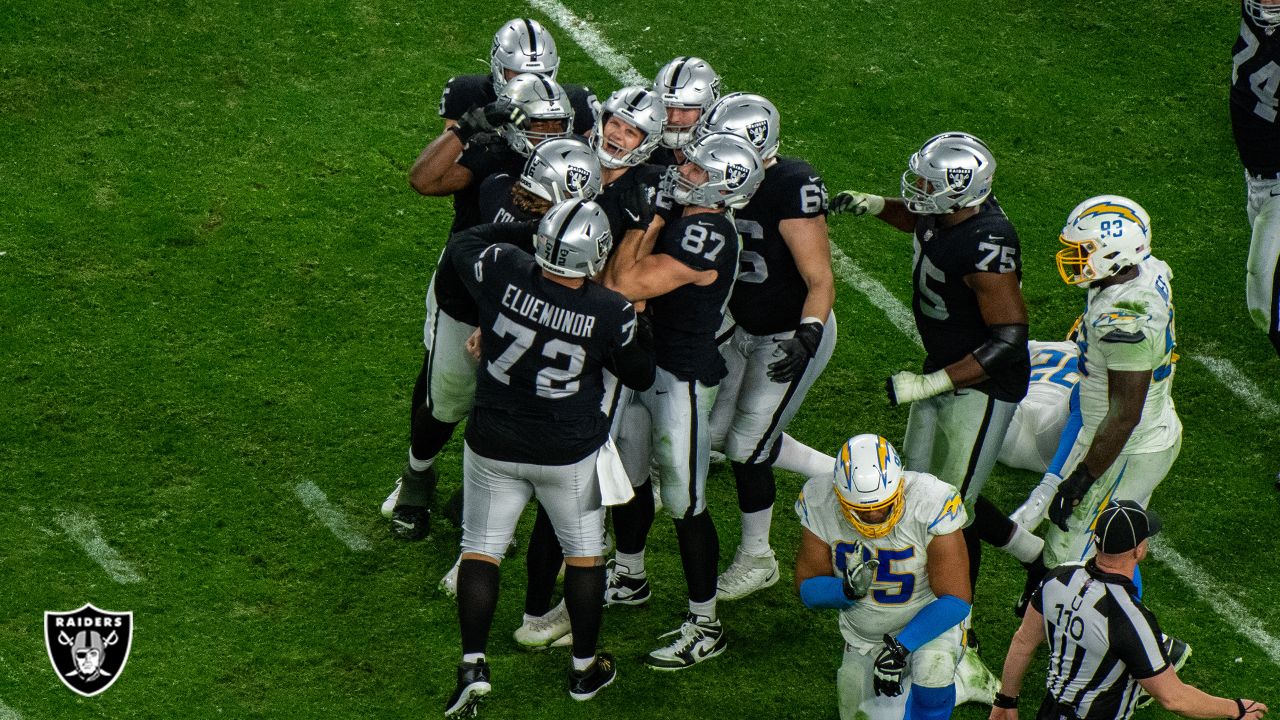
795;435;974;720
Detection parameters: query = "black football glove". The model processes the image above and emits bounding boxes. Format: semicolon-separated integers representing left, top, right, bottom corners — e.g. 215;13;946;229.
618;180;655;232
454;98;529;143
1048;465;1096;531
767;320;823;383
841;548;879;601
872;634;909;697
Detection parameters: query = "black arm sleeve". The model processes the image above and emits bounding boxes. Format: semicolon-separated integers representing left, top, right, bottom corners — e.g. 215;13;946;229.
605;312;655;391
973;323;1029;374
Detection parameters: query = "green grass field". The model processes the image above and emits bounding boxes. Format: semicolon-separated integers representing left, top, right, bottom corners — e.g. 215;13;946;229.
3;1;1278;718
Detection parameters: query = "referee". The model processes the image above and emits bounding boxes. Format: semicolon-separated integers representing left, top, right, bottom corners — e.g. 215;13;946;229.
989;500;1268;720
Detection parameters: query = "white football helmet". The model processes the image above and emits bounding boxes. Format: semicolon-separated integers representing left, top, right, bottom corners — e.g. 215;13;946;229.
490;19;559;95
499;73;574;157
698;92;780;162
1246;0;1280;29
592;86;665;169
1056;195;1151;287
653;56;721;149
534;199;613;278
900;132;995;214
519;138;602;203
660;131;764;210
833;434;906;539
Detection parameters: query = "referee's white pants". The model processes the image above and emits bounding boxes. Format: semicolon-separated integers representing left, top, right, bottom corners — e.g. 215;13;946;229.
460;443;605;561
837;625;962;720
710;311;837;465
1042;436;1182;567
1244;172;1280;339
422;273;479;425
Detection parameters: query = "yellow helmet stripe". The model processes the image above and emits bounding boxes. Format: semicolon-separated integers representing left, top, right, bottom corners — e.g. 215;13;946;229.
1076;202;1147;232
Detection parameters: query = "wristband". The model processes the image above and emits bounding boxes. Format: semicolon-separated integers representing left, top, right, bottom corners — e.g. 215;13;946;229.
993;692;1019;710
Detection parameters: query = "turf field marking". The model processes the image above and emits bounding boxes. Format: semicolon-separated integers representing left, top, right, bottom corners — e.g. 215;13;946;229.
54;513;143;584
1150;538;1280;666
1188;353;1280;418
0;699;22;720
293;481;372;552
525;0;647;86
542;1;1280;672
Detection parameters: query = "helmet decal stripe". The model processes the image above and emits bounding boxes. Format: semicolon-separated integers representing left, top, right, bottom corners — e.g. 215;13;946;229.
550;200;585;269
1077;202;1147;232
523;19;539;56
667;57;690;90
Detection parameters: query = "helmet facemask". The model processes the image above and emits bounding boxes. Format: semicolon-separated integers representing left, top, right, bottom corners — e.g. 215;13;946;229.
1246;0;1280;29
653;57;721;149
500;74;574;157
592;87;664;169
1056;196;1151;287
899;132;995;214
833;435;907;540
659;132;763;210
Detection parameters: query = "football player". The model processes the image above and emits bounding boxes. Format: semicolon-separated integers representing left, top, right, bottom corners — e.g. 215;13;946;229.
1032;196;1182;569
442;200;654;717
687;93;838;602
795;435;973;720
829;133;1042;602
648;57;721;167
1232;0;1280;359
998;340;1081;475
604;132;764;669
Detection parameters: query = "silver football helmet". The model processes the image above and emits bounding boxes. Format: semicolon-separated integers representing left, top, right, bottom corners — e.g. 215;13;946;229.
660;131;764;210
519;138;603;203
534;199;613;278
1246;0;1280;29
653;56;721;149
490;18;559;95
698;92;780;162
900;132;996;215
592;86;665;169
499;73;574;157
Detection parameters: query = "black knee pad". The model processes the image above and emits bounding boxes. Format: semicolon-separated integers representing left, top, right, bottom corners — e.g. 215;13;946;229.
731;461;776;514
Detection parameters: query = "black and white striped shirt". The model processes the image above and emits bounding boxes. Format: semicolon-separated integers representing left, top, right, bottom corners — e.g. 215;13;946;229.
1032;560;1169;720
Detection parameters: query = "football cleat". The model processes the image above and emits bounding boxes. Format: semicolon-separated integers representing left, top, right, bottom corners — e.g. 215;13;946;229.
380;480;400;518
569;652;617;701
953;646;1000;706
514;600;573;650
440;556;461;599
1136;636;1191;709
387;463;437;540
716;548;779;601
644;613;727;670
604;560;651;606
444;659;491;718
391;505;431;541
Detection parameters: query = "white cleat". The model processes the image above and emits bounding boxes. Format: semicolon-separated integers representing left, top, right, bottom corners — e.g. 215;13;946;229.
380;480;401;519
513;600;573;650
716;548;779;601
439;556;461;599
953;646;1000;706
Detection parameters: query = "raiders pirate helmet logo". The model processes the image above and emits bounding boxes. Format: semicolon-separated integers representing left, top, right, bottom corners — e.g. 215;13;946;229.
565;165;590;193
946;167;974;192
724;162;750;189
745;121;769;149
45;604;133;697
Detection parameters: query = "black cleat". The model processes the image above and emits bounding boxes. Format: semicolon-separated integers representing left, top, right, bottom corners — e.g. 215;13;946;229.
569;652;617;701
391;505;431;540
444;660;491;718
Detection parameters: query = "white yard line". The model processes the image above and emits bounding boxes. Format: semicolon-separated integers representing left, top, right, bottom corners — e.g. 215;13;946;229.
0;699;23;720
293;481;372;552
538;0;1280;667
525;0;647;86
1188;353;1280;418
55;513;143;584
1150;538;1280;667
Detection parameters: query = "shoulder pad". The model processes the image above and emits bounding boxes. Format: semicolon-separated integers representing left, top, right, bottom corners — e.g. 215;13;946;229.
1100;329;1145;344
1092;300;1152;335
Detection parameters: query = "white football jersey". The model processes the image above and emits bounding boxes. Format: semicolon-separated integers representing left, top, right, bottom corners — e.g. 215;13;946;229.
795;471;967;650
998;341;1080;473
1076;257;1181;455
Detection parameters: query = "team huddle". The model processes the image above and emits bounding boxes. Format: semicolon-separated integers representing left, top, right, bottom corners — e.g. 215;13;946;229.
386;7;1280;719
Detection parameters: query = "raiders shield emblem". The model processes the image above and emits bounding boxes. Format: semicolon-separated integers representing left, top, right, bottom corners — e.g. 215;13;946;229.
746;121;769;148
565;165;590;194
724;162;750;189
45;604;133;697
945;167;973;192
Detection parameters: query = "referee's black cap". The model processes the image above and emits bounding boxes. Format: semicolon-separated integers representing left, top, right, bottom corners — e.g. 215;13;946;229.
1094;500;1162;553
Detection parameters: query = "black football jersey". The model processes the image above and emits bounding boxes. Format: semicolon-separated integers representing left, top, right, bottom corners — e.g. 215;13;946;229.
450;136;525;233
648;212;741;384
911;198;1029;402
438;74;598;137
450;222;640;464
1231;4;1280;174
730;157;828;335
476;173;535;225
647;147;682;169
595;164;664;240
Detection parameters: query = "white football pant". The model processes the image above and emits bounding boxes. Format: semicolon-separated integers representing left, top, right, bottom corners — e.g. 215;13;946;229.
422;271;480;424
1245;172;1280;340
837;625;962;720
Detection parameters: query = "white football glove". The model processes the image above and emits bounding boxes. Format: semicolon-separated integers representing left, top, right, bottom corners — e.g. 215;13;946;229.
829;191;885;216
885;369;954;406
1009;474;1059;532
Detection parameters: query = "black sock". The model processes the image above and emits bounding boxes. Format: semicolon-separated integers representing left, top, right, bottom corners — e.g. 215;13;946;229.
973;495;1017;546
457;559;500;656
732;461;776;514
962;522;983;596
410;406;460;463
673;510;719;604
525;504;565;617
612;478;655;555
409;349;431;436
563;564;606;661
